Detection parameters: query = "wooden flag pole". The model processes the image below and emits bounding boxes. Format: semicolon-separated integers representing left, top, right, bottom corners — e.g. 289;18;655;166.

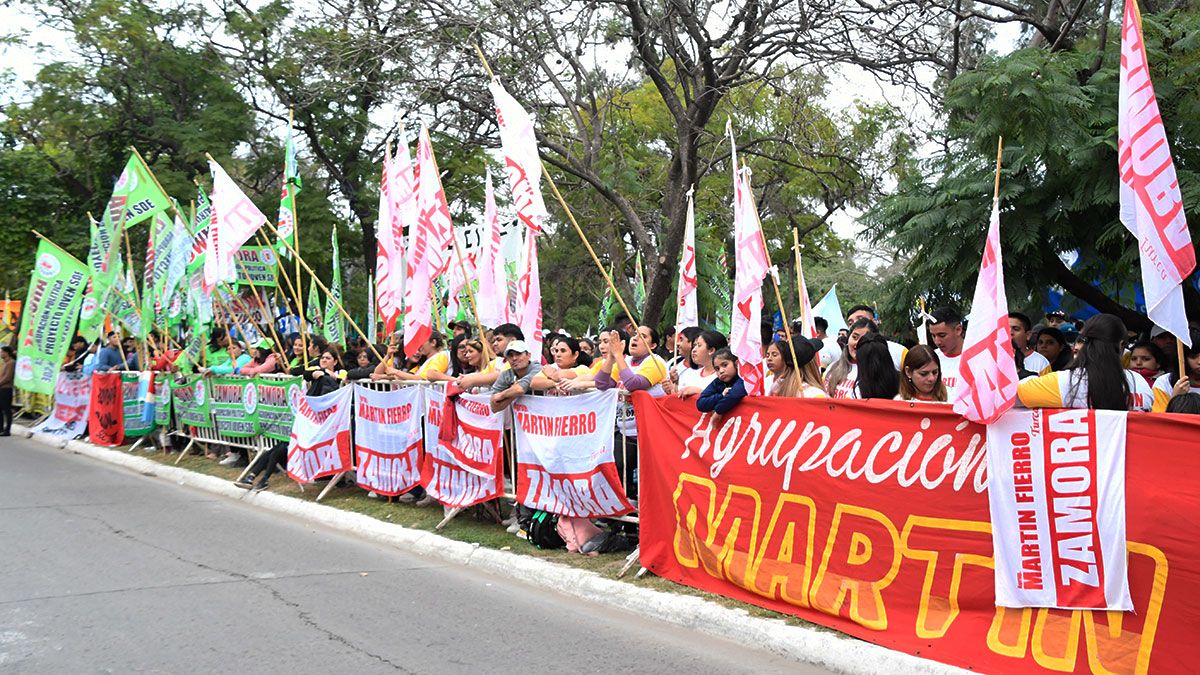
252;230;304;340
286;110;308;368
472;44;637;327
260;218;385;363
230;256;288;362
792;228;807;330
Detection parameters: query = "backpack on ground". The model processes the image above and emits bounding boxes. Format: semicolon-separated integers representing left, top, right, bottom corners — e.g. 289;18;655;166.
527;510;566;549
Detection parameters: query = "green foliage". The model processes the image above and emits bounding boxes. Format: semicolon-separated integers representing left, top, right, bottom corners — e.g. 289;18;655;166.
866;11;1200;327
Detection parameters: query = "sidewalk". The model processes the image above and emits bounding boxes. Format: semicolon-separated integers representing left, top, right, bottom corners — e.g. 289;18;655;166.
15;423;963;675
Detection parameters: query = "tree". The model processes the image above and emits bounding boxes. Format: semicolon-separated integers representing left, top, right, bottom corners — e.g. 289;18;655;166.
866;10;1200;331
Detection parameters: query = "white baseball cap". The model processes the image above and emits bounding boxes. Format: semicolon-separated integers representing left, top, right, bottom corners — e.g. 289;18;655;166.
504;340;531;355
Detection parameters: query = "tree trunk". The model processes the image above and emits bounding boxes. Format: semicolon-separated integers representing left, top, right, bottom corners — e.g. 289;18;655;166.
1044;251;1151;331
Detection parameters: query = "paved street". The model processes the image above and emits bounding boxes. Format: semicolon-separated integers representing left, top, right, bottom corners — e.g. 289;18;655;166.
0;435;824;674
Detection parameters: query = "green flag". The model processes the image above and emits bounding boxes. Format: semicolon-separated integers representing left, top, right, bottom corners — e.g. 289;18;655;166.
598;264;615;328
79;215;112;341
323;228;344;344
110;153;172;230
306;275;321;333
111;269;145;337
276;119;302;261
15;240;91;395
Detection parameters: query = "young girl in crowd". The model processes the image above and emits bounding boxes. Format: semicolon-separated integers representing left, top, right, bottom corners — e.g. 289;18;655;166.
1018;314;1153;411
671;330;726;398
696;348;748;416
1035;327;1072;372
1152;328;1200;412
765;336;825;398
825;317;877;398
1128;340;1167;387
897;345;947;402
239;339;282;376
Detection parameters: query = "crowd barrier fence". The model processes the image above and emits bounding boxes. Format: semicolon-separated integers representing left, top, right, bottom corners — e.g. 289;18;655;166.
112;371;639;522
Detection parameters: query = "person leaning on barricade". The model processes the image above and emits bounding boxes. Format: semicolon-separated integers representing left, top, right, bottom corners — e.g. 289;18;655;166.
375;331;450;381
532;335;594;394
489;340;542;413
454;323;524;391
594;325;668;502
235;345;348;492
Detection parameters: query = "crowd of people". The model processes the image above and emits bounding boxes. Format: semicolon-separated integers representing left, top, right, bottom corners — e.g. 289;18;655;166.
32;304;1200;550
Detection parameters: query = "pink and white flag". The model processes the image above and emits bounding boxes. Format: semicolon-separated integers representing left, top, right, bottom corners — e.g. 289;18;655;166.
1119;0;1196;345
987;409;1132;610
512;390;633;518
375;146;403;334
952;197;1018;424
488;81;549;235
354;383;424;497
516;231;544;356
286;385;354;484
389;132;419;333
404;125;454;357
476;171;510;328
728;122;769;395
675;187;698;335
205;158;268;291
796;250;816;338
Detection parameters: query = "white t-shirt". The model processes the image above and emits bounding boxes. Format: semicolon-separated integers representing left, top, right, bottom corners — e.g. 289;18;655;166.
679;367;717;392
833;364;859;399
817;340;841;370
1016;368;1153;412
938;351;961;393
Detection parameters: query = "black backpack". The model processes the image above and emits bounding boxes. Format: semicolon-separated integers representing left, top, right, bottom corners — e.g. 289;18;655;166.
527;510;566;549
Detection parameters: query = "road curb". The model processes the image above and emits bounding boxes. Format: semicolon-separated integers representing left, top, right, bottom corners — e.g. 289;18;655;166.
17;424;964;675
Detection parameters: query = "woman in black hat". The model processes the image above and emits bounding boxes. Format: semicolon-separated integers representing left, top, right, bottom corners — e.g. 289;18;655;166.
765;336;826;398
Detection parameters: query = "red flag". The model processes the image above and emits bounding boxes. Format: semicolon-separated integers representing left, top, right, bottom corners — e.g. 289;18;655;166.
403;125;452;357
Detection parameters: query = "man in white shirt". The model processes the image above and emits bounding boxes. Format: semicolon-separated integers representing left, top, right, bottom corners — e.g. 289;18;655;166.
928;307;964;391
1008;311;1050;373
812;316;841;370
846;305;905;370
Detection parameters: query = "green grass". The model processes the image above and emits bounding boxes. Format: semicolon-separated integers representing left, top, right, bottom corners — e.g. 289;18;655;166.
132;442;833;630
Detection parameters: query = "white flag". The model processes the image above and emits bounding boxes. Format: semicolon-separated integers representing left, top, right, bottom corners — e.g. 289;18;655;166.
489;80;549;234
675;187;699;335
476;171;510;328
205;158;268;291
1118;0;1196;345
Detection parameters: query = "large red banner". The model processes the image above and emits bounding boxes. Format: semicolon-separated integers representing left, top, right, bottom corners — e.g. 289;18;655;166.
87;372;124;447
633;393;1198;674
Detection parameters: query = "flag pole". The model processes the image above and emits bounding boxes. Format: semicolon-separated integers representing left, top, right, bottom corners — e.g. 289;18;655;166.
253;230;304;344
287;109;308;368
472;44;637;326
743;166;800;372
792;228;807;332
230;255;288;363
258;217;385;363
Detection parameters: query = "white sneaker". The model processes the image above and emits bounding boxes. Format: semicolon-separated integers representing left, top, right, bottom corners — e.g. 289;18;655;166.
219;454;240;466
366;491;380;499
506;519;521;534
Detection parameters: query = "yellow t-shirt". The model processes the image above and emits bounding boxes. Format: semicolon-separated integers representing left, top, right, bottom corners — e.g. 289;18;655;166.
416;351;450;379
1016;369;1153;412
621;354;668;387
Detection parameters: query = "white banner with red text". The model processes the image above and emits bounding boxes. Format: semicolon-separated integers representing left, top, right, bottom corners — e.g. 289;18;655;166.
286;385;354;483
512;390;633;518
987;408;1131;610
420;392;504;508
353;384;425;496
32;371;92;438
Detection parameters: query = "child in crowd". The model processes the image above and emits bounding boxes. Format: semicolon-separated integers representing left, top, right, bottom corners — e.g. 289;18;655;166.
1127;340;1167;387
696;348;748;417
